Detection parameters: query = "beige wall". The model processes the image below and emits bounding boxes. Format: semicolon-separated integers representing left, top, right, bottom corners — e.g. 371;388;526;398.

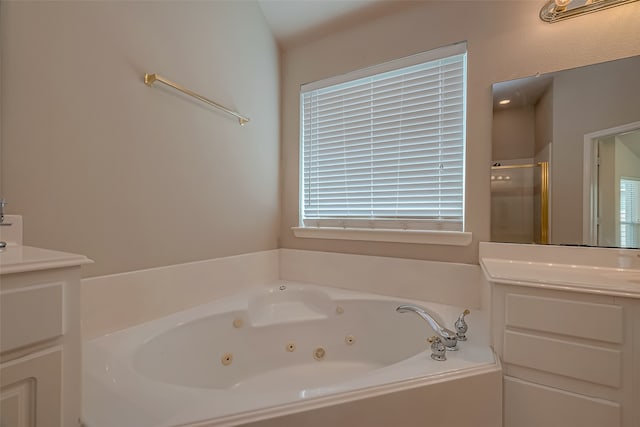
280;0;640;264
2;1;640;277
534;85;553;156
551;55;640;244
0;1;280;277
492;106;535;161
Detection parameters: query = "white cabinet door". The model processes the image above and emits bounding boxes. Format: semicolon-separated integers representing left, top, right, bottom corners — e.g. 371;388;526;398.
504;376;621;427
492;284;636;427
1;379;34;427
0;348;62;427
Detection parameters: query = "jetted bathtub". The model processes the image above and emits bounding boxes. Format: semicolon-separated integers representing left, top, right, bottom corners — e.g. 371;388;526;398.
83;282;500;427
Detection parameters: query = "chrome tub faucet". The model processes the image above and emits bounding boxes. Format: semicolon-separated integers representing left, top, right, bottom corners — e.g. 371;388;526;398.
396;304;459;350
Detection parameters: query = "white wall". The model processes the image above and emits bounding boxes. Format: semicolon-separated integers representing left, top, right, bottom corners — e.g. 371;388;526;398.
280;0;640;264
0;1;280;277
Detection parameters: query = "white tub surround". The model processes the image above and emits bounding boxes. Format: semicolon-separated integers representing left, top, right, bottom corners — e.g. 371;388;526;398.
82;249;484;339
480;242;640;427
82;250;280;339
280;249;483;309
1;235;92;427
83;283;499;427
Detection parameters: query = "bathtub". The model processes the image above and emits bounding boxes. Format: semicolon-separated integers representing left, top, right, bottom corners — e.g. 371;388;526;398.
83;282;500;427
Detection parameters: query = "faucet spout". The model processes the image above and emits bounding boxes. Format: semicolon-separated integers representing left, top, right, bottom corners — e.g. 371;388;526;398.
396;304;458;350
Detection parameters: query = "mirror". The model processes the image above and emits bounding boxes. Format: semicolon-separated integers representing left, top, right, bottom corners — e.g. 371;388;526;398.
491;55;640;248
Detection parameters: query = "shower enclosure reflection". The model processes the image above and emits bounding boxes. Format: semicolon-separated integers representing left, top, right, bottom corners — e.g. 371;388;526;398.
490;162;548;244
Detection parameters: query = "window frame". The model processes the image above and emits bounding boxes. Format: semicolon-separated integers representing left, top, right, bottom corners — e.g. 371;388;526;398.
294;42;471;246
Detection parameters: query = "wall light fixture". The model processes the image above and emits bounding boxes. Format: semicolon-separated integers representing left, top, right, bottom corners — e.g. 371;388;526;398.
540;0;639;22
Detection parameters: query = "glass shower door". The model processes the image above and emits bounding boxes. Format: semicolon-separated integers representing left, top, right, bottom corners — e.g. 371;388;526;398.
491;162;549;244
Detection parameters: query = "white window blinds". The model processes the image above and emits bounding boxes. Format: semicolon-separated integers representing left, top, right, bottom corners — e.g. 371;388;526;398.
300;43;467;232
620;177;640;248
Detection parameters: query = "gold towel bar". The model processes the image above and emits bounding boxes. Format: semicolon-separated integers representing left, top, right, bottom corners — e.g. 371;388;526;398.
144;73;249;126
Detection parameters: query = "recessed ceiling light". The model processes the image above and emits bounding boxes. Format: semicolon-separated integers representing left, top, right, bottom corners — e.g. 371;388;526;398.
499;99;511;105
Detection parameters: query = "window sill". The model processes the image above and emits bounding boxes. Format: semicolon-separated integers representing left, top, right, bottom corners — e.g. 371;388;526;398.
291;227;473;246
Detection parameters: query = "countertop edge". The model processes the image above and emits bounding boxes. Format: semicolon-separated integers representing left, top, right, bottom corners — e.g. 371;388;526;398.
1;245;93;276
480;258;640;299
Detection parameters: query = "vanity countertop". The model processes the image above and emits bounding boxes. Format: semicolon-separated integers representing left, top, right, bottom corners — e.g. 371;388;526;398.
481;257;640;299
0;245;92;275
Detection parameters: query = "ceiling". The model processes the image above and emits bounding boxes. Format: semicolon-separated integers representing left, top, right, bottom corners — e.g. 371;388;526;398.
257;0;397;47
492;75;554;110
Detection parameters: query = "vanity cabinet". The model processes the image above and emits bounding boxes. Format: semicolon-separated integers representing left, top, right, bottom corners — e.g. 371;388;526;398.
1;246;90;427
491;284;639;427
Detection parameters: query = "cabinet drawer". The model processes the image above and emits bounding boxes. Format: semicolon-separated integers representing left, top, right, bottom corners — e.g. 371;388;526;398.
1;283;63;353
504;376;621;427
503;331;622;388
506;294;623;343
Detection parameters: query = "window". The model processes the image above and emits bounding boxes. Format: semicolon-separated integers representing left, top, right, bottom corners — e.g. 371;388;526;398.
296;43;469;245
620;177;640;248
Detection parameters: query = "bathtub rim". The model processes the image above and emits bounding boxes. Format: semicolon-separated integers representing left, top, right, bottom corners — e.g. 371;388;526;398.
176;357;502;427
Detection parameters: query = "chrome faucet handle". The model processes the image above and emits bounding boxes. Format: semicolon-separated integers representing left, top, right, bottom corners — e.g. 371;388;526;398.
0;198;10;226
427;336;447;361
455;309;470;341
